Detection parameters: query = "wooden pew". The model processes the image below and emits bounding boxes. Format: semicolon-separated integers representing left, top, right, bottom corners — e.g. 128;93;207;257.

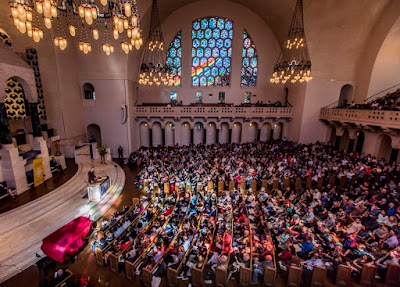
295;177;301;190
287;266;302;287
229;181;234;191
311;265;326;287
240;180;246;192
197;182;203;192
272;179;279;190
164;182;170;194
317;176;324;189
263;248;276;287
239;203;252;287
251;180;257;191
306;177;312;189
185;183;191;192
335;264;351;287
208;181;213;191
340;176;346;187
328;175;335;185
261;180;268;190
359;264;375;287
218;181;224;195
384;263;400;287
284;177;290;189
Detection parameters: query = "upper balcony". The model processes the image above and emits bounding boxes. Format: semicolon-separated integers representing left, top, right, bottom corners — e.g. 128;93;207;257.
134;105;294;120
320;108;400;130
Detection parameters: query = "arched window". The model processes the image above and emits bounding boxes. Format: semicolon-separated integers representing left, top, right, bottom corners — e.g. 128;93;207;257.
82;83;95;100
166;31;182;86
241;30;258;86
0;30;12;47
191;17;233;87
5;78;27;120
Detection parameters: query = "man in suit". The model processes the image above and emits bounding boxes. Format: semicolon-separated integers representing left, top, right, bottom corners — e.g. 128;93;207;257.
88;167;97;184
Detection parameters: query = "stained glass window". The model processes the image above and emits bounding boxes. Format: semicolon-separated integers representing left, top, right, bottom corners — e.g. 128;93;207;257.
166;31;182;86
241;30;258;86
192;17;233;87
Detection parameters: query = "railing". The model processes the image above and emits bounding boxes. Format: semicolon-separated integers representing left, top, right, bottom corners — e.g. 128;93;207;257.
134;106;294;118
320;108;400;129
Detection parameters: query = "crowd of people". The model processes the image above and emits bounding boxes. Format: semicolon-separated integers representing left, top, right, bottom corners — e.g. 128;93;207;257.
338;89;400;110
109;140;400;285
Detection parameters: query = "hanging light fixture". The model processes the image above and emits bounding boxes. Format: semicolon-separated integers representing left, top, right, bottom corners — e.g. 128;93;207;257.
139;0;173;86
9;0;142;56
101;22;114;56
270;0;312;84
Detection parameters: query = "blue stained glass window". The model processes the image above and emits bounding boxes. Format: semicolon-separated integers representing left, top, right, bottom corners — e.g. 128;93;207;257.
167;31;182;86
192;17;233;86
241;30;258;87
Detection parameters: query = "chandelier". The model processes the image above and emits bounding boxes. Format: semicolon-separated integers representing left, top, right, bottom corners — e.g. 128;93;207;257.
8;0;143;55
270;0;312;84
138;0;173;86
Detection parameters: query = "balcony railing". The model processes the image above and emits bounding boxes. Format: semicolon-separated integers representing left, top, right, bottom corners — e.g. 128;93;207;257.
320;108;400;129
134;106;294;119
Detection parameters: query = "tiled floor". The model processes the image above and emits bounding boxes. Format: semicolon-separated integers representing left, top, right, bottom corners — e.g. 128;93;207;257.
0;158;78;214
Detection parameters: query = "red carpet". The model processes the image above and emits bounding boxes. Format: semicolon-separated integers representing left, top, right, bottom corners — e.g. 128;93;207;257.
41;216;92;263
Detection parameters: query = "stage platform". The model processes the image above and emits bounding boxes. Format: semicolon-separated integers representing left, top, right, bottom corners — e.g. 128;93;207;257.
0;159;126;283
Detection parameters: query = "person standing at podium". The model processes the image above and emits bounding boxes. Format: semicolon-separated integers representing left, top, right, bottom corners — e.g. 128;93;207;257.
88;167;97;184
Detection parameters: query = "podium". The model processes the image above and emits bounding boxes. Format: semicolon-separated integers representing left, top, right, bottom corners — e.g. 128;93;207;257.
88;177;110;202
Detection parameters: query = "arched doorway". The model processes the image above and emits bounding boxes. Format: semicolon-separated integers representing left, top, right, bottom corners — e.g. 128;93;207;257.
376;134;392;162
232;123;242;143
338;84;353;107
165;122;175;146
181;122;191;146
354;131;365;154
260;123;272;142
87;124;101;145
248;122;258;142
139;122;150;147
340;129;350;150
193;122;204;145
219;122;229;144
4;78;27;120
152;122;162;147
272;123;283;140
206;122;217;145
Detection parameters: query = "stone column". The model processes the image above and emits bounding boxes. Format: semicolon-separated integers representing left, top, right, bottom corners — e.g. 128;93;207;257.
348;139;355;152
334;136;341;150
30;103;52;180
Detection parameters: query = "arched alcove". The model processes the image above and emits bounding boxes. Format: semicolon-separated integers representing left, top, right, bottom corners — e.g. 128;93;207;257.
87;124;101;145
139;122;150;147
152;122;162;147
340;129;350;150
193;122;204;145
219;122;230;144
4;78;27;120
329;127;337;146
354;131;365;154
248;122;258;142
376;134;392;161
338;85;353;106
206;122;217;145
272;122;282;140
232;122;242;143
82;83;95;100
260;123;272;142
165;122;175;146
181;122;191;146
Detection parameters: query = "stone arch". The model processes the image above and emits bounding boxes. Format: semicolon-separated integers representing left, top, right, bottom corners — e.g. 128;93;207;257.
328;126;337;146
193;122;204;145
181;121;191;146
139;121;150;147
219;122;230;144
206;122;217;145
339;129;350;150
248;122;259;142
272;122;283;140
165;121;175;146
5;76;35;103
260;122;272;142
152;121;163;147
232;122;242;143
354;130;365;154
375;134;392;161
338;84;353;106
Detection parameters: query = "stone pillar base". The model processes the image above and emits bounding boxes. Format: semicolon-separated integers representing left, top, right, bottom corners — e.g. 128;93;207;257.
1;144;29;194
